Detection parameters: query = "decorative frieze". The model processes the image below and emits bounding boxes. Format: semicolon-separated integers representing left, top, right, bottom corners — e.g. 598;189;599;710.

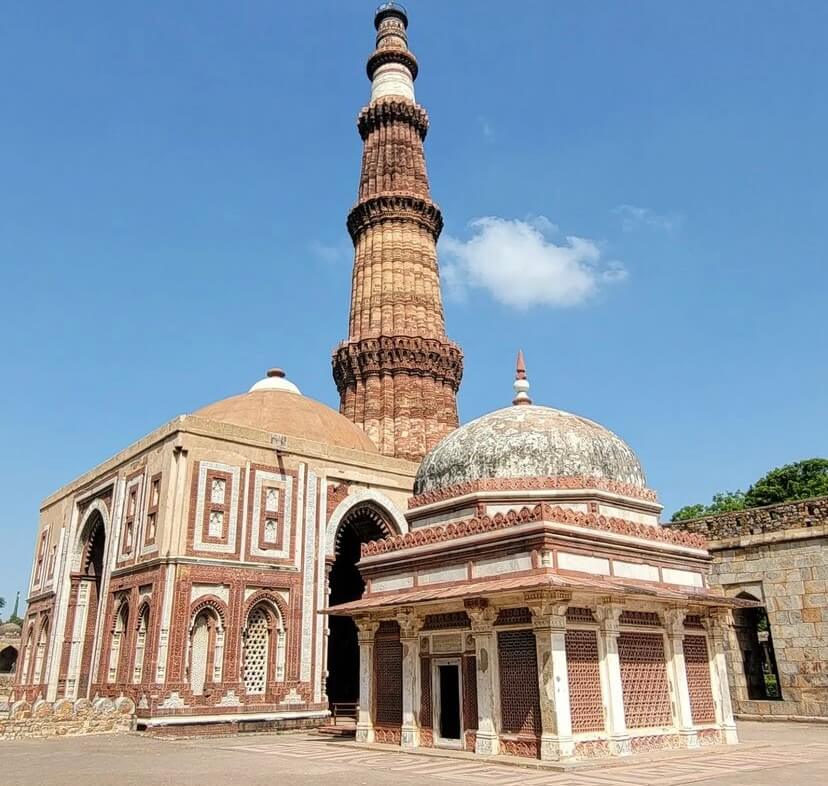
361;503;707;558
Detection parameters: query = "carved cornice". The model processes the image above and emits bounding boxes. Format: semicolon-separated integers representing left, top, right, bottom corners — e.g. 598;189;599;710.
360;502;708;557
358;99;429;140
366;48;419;81
347;193;443;242
409;475;659;509
332;335;464;393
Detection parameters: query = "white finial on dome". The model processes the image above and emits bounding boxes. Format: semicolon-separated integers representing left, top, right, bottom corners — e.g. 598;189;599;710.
249;368;302;395
512;350;532;406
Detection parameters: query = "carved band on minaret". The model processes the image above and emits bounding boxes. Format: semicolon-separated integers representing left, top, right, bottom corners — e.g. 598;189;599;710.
333;5;463;462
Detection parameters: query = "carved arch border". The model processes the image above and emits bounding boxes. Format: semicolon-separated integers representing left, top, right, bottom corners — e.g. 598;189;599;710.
243;590;289;628
188;595;228;630
72;499;111;574
325;488;408;559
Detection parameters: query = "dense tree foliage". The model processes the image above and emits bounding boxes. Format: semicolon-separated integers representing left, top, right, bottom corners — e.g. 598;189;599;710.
743;459;828;508
670;459;828;521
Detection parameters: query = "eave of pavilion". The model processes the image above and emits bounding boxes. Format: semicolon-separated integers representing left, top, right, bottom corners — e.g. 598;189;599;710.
322;569;758;617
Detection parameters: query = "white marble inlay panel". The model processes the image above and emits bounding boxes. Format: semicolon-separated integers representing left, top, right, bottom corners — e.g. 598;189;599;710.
558;551;610;575
662;567;703;587
613;561;659;582
417;564;468;585
190;583;229;605
472;552;533;578
193;462;240;554
371;574;415;592
299;470;317;683
250;470;292;560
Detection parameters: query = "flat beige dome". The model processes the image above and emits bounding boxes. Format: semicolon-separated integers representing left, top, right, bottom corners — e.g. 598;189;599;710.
194;376;378;454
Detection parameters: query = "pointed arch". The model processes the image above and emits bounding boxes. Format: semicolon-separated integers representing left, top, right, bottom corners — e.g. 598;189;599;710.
325;488;408;559
33;615;50;685
187;597;227;696
242;596;286;695
132;600;151;684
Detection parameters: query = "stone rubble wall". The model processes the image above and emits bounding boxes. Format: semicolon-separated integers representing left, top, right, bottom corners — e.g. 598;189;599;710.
668;496;828;719
664;496;828;541
0;696;136;740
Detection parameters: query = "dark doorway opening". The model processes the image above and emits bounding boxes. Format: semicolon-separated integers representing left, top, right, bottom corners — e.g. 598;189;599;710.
78;513;106;696
0;645;17;673
734;592;783;700
326;506;388;707
438;664;461;740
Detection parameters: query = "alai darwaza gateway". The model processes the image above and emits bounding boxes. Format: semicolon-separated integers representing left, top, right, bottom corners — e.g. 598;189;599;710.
16;3;750;764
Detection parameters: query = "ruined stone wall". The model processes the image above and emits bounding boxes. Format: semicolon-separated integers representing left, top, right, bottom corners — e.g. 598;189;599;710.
0;696;135;740
667;496;828;719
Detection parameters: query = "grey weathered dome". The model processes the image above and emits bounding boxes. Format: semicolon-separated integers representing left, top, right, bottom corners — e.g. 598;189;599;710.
414;404;647;496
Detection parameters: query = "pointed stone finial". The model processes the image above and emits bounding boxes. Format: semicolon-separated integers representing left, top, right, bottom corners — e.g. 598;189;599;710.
512;350;532;405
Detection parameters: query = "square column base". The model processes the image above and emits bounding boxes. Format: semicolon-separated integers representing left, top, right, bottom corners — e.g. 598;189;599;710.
678;728;700;748
355;724;375;744
400;726;419;748
608;734;632;756
474;731;499;756
722;724;739;745
540;733;575;761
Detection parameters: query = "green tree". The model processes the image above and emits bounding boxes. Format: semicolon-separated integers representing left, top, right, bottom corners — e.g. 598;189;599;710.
706;490;747;514
744;459;828;508
671;504;707;522
0;596;4;623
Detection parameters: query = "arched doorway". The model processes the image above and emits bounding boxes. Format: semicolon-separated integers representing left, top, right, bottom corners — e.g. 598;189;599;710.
326;504;391;708
0;645;17;674
733;591;782;700
76;509;107;696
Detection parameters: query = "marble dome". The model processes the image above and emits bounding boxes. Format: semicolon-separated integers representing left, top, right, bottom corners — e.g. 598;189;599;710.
414;403;647;496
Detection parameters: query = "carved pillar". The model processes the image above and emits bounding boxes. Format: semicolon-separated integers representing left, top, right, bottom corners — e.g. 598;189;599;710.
467;604;499;756
704;610;739;745
595;601;631;756
397;609;424;748
530;595;575;760
355;618;380;743
663;608;699;748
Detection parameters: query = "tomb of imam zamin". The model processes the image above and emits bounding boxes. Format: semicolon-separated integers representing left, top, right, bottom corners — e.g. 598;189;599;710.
14;3;755;762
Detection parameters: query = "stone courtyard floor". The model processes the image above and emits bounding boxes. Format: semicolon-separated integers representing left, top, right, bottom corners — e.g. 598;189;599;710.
2;721;827;786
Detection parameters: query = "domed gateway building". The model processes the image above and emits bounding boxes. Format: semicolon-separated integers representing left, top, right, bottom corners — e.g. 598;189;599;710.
17;3;747;761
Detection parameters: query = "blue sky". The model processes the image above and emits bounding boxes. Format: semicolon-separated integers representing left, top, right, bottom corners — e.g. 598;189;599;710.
1;1;826;609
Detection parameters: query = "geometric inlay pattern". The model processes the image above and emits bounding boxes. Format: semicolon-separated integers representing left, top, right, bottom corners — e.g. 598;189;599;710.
618;632;672;728
243;606;270;695
374;625;403;727
619;611;661;627
565;629;605;733
420;657;432;729
683;635;716;724
497;629;540;736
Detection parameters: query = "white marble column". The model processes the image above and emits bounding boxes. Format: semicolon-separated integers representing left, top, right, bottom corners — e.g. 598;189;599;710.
705;610;739;745
397;609;424;748
355;618;380;744
531;596;575;761
467;605;500;756
595;601;631;756
663;608;699;748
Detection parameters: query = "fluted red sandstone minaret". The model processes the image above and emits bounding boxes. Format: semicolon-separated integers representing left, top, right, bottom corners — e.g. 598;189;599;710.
332;4;463;462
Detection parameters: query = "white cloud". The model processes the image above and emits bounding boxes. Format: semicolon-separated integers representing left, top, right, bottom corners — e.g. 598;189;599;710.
614;204;682;233
441;216;627;309
309;241;345;264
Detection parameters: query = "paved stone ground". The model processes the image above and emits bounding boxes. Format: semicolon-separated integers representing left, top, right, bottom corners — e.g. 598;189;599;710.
2;721;827;786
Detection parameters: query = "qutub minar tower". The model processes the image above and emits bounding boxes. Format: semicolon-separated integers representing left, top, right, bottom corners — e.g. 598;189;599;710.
332;3;463;462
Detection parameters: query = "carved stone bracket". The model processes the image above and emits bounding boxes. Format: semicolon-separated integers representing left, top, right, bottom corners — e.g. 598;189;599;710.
355;617;380;643
346;193;443;242
358;99;429;140
662;607;688;638
395;607;424;639
595;600;624;636
332;334;464;393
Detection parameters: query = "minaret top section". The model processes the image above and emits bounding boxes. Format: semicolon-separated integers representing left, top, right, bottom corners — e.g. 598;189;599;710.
368;3;417;103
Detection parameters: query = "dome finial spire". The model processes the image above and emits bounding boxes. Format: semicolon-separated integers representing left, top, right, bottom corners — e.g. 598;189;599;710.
512;350;532;406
